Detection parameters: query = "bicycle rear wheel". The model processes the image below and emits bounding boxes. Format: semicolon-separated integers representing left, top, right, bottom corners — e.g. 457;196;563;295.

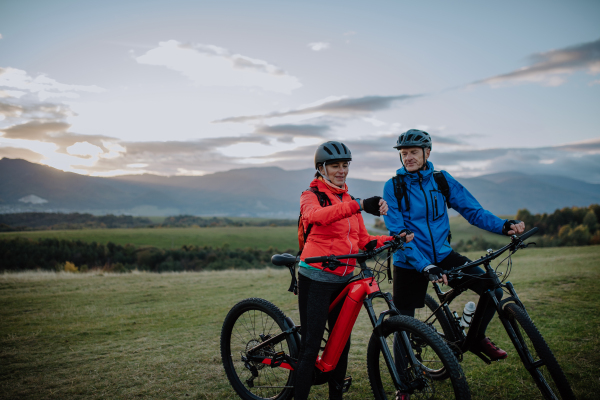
367;315;471;400
503;303;575;400
415;293;458;343
220;298;298;400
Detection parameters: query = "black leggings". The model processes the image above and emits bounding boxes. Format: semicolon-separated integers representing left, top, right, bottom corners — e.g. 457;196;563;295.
295;274;351;400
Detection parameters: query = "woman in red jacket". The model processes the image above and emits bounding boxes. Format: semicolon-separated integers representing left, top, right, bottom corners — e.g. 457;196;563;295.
295;141;414;400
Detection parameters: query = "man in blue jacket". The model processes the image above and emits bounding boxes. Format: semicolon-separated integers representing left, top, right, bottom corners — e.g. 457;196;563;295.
383;129;525;360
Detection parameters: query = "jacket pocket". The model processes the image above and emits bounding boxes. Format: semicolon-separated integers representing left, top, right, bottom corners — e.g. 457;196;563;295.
429;190;446;221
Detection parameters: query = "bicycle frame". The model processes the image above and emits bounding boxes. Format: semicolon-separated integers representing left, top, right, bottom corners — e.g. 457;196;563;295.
426;230;536;363
245;251;412;392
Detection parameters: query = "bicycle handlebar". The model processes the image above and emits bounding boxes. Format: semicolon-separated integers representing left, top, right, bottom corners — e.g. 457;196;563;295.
304;239;402;265
447;227;538;275
518;226;538;241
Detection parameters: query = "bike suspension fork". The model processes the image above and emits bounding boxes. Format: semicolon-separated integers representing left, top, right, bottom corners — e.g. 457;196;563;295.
364;296;410;392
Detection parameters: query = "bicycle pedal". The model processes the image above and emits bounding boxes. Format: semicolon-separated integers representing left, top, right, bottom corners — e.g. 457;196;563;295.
342;375;352;393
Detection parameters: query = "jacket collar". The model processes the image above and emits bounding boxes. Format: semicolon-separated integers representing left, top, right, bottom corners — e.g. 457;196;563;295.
310;178;348;195
396;161;434;182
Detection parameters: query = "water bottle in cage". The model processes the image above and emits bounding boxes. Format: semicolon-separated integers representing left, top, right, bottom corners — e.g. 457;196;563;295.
460;301;476;328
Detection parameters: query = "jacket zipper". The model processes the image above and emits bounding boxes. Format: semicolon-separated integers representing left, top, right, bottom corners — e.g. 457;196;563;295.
434;195;438;219
418;172;437;264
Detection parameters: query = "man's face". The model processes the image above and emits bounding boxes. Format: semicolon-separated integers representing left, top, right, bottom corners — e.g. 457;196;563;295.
399;147;430;172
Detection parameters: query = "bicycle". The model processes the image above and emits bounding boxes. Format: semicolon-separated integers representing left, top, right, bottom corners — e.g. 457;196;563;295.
412;227;575;400
220;238;471;400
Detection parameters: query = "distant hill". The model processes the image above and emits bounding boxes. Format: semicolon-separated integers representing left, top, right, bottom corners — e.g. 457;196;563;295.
1;158;599;217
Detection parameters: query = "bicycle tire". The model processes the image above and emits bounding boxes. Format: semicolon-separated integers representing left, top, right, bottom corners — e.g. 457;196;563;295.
367;315;471;400
220;298;298;400
503;303;575;400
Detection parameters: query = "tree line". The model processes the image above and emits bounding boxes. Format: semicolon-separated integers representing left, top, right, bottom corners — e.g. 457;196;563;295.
516;204;600;247
0;212;296;231
0;237;294;272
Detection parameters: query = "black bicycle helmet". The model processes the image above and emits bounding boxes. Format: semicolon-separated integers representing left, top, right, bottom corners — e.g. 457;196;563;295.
393;129;432;150
314;141;352;169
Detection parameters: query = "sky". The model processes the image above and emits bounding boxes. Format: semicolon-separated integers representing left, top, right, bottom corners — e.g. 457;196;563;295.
0;0;599;182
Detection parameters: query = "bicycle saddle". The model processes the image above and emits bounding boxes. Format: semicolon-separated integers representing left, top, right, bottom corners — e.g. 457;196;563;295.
271;253;298;266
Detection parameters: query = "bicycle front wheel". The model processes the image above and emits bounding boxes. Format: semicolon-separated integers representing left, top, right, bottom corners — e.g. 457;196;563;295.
367;315;471;400
220;298;298;400
503;303;575;400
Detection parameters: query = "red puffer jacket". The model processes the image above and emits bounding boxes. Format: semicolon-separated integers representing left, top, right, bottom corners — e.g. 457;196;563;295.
300;178;394;276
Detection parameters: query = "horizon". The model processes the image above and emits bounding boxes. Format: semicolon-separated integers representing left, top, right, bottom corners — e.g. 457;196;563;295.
1;1;599;183
3;156;600;186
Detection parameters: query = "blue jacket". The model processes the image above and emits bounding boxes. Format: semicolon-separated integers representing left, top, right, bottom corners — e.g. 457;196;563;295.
383;161;506;272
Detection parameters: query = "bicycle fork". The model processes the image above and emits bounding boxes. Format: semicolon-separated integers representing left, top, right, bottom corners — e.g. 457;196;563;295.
364;291;414;393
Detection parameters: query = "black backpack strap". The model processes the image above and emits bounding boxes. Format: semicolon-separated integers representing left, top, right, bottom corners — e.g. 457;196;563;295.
392;175;410;211
433;170;453;244
301;187;332;246
433;171;451;209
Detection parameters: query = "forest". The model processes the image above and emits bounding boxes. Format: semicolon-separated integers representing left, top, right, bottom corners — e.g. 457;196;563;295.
0;212;295;231
0;237;293;272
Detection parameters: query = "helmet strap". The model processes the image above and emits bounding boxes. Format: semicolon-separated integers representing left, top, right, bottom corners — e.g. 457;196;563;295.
319;161;332;182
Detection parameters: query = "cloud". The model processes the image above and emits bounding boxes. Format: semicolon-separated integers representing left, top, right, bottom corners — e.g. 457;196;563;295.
0;120;117;154
253;123;330;142
308;42;330;51
473;38;600;87
214;94;421;123
0;67;106;100
135;40;302;94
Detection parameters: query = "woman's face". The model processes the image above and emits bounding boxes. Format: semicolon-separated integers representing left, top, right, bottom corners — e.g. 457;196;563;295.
320;161;349;186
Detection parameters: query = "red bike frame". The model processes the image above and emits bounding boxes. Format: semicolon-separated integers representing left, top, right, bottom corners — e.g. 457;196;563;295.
315;276;380;372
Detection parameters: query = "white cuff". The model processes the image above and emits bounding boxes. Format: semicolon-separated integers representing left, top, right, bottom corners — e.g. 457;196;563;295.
423;265;437;272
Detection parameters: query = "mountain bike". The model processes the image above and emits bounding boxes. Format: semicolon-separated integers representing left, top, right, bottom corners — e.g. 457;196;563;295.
413;227;575;400
220;238;471;400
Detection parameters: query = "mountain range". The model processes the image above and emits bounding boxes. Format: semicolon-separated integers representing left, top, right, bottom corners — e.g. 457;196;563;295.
1;158;599;218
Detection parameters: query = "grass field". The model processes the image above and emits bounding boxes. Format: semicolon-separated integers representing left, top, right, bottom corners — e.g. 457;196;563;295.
1;246;599;399
0;215;506;251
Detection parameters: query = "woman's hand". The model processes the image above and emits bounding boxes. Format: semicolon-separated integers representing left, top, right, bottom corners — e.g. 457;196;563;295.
361;196;388;216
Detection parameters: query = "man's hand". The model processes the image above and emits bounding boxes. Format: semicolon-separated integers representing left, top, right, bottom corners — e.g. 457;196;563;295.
394;229;414;243
503;220;525;236
362;196;388;216
423;265;448;285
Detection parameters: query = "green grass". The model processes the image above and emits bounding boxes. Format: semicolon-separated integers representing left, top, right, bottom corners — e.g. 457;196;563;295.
1;246;598;399
0;215;507;252
0;226;298;251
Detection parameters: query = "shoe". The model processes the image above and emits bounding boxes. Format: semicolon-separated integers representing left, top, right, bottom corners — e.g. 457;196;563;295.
395;391;410;400
473;337;508;360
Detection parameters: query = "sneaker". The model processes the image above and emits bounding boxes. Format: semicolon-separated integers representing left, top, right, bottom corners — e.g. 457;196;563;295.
473;337;508;360
395;392;410;400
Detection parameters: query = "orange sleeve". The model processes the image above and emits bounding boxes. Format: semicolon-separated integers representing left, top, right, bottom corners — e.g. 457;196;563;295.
300;191;361;226
356;212;394;249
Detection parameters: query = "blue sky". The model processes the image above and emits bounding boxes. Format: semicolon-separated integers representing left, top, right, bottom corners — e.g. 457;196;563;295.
0;0;599;181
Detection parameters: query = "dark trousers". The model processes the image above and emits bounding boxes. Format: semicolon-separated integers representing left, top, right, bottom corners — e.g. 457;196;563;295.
295;274;351;400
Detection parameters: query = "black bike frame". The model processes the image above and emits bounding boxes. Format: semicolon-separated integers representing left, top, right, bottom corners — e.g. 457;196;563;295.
426;228;537;363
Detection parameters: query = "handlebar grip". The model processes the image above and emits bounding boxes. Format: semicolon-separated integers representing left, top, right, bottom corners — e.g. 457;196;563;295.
518;227;539;241
304;256;328;264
